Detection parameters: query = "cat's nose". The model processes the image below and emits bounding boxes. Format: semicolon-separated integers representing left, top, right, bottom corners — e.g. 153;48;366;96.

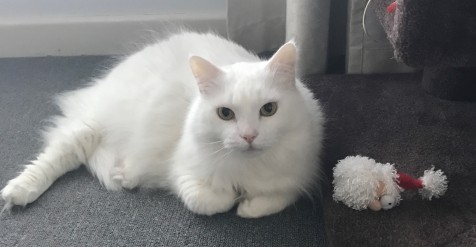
241;134;257;144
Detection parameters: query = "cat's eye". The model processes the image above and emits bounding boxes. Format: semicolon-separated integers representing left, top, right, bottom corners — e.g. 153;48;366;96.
260;102;278;117
217;107;235;120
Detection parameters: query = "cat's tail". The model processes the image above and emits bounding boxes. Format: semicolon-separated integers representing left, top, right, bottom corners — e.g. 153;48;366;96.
1;118;102;211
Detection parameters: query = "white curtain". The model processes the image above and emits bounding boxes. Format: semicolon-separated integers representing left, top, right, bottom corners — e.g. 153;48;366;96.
227;0;286;53
286;0;330;76
227;0;330;75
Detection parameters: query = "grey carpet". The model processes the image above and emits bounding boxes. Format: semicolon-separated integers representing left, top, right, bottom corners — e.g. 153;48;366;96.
303;73;476;246
2;56;475;247
0;56;328;247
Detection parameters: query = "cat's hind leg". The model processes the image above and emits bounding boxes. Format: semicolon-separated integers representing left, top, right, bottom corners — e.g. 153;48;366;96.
110;155;170;190
110;158;140;190
1;119;101;210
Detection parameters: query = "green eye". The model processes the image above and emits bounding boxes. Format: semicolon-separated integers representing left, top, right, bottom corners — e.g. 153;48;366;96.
217;107;235;120
260;102;278;117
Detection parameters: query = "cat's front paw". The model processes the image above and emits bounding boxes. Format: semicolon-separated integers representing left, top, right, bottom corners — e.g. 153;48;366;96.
237;195;296;218
237;198;270;218
179;182;236;216
1;177;42;210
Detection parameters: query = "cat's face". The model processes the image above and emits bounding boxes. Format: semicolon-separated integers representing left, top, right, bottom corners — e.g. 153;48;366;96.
189;43;303;154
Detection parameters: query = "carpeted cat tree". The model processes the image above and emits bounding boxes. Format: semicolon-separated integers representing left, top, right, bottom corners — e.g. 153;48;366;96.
372;0;476;101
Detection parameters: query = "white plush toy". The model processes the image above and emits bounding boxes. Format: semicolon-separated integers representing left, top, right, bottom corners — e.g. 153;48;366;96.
332;155;448;211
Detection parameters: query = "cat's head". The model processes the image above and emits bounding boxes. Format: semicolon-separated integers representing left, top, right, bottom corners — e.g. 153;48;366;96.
188;42;307;154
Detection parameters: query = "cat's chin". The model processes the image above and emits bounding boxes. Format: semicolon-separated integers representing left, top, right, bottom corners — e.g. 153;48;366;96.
236;145;264;155
224;143;264;154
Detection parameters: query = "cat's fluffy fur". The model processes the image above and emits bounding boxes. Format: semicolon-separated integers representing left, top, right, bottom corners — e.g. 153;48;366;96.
1;32;324;218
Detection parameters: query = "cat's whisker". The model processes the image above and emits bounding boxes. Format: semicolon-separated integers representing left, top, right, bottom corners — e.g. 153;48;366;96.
199;144;229;161
209;146;226;157
199;140;224;145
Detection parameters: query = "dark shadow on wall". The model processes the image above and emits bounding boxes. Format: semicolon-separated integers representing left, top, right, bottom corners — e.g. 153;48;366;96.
327;0;348;74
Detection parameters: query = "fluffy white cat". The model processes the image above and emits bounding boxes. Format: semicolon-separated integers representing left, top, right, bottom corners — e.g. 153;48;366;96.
1;32;324;218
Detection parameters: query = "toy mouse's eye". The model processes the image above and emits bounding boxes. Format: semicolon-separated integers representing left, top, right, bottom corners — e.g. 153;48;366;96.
380;195;396;210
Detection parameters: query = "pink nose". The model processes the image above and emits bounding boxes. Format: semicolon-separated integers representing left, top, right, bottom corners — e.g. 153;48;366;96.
241;134;257;144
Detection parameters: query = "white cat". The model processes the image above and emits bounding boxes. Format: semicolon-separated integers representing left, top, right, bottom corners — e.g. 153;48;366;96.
1;32;324;218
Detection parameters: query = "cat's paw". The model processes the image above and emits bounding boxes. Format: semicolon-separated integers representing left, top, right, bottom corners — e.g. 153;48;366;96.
237;198;270;218
111;167;139;190
1;178;42;210
237;195;295;218
179;182;236;216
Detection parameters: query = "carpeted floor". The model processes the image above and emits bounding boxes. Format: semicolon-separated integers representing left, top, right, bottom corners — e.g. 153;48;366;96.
0;56;475;247
0;56;328;247
303;73;476;246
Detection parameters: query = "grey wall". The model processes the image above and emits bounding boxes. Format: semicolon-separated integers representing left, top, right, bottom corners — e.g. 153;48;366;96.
0;0;225;19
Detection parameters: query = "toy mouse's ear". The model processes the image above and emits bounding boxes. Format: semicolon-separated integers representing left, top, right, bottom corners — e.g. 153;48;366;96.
376;181;386;196
368;200;382;211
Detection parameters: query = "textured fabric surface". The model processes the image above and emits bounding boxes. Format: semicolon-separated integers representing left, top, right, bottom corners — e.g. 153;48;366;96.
303;73;476;246
372;0;476;101
0;57;328;247
422;66;476;102
345;0;413;74
373;0;476;67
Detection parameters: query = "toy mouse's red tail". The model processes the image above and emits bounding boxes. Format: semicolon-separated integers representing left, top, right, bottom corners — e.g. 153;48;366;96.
397;168;448;200
397;172;423;190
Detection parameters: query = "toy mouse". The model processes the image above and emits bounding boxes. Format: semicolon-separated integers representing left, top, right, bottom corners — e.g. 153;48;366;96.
332;155;448;211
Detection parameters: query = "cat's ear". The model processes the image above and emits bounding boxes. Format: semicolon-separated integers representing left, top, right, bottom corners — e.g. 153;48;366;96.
189;56;223;94
266;42;296;83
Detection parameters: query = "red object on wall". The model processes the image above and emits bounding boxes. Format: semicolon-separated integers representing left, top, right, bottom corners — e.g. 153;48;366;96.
387;1;397;13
